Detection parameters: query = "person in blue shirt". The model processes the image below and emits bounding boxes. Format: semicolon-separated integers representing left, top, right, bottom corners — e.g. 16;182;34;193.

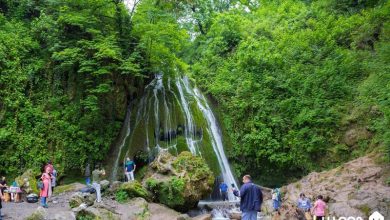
272;188;282;212
297;193;311;219
233;175;263;220
219;182;228;201
124;157;136;182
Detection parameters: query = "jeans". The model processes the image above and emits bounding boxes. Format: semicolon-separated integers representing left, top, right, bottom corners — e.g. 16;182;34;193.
41;197;47;207
92;182;101;202
0;208;2;220
242;211;257;220
221;191;228;201
86;177;91;185
125;171;134;182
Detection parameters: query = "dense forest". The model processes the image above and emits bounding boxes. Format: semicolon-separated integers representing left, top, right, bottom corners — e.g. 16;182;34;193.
0;0;389;186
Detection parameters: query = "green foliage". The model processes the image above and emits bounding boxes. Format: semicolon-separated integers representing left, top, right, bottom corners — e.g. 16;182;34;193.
118;181;151;201
0;0;152;177
189;0;390;185
115;190;129;203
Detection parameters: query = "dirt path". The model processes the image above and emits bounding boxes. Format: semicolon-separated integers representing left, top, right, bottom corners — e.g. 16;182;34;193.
2;192;74;220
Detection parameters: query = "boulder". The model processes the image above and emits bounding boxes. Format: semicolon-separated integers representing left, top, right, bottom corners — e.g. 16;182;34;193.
74;205;120;220
26;207;47;220
100;179;110;191
69;192;96;208
144;151;214;212
110;180;122;193
15;169;39;194
118;180;151;201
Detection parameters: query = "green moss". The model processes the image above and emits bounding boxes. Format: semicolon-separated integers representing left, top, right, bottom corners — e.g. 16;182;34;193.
115;190;129;203
158;177;186;209
119;181;151;201
54;183;79;195
357;204;371;218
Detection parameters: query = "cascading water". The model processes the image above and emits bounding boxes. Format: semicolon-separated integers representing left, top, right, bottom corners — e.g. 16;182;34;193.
109;74;238;201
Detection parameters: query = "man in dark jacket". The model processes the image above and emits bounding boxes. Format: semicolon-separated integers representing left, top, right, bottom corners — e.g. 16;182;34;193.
233;175;263;220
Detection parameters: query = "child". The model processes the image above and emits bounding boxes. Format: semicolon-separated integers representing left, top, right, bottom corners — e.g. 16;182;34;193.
312;195;326;220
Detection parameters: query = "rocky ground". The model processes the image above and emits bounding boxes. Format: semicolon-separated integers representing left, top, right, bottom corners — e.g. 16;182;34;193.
266;154;390;220
1;182;210;220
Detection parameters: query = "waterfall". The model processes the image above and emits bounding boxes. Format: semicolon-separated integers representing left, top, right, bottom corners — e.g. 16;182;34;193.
111;106;131;180
185;78;238;201
110;74;238;201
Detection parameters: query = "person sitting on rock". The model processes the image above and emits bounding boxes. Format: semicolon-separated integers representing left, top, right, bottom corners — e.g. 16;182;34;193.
92;165;105;203
124;157;136;182
219;181;228;201
297;193;311;219
312;195;326;220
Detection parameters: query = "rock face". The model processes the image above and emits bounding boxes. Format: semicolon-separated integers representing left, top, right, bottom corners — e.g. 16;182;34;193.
15;169;39;194
274;155;390;219
143;151;215;212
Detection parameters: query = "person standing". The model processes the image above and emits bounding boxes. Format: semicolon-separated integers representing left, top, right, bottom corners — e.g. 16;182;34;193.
44;160;54;175
312;195;326;220
297;193;311;220
124;158;136;182
233;175;263;220
85;163;91;185
272;188;282;212
40;167;52;208
219;181;229;201
0;177;7;194
51;169;57;193
92;166;105;203
0;187;3;220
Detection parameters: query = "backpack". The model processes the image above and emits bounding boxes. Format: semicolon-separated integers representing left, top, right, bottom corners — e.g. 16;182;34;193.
37;180;44;190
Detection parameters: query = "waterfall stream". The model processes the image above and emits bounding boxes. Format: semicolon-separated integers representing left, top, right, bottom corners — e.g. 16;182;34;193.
110;74;238;201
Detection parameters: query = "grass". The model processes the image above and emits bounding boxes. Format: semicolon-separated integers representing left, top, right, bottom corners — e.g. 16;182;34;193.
357;204;372;218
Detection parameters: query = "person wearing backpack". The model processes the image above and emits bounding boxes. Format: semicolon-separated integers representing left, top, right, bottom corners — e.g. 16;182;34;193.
233;175;263;220
40;166;52;208
297;193;312;220
272;188;282;212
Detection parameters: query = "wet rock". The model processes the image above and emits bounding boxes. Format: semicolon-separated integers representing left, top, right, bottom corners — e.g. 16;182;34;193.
192;213;212;220
177;213;191;220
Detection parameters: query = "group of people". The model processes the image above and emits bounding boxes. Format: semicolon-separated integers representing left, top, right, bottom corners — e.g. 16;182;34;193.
272;188;327;220
219;174;327;220
39;161;57;208
82;157;136;204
